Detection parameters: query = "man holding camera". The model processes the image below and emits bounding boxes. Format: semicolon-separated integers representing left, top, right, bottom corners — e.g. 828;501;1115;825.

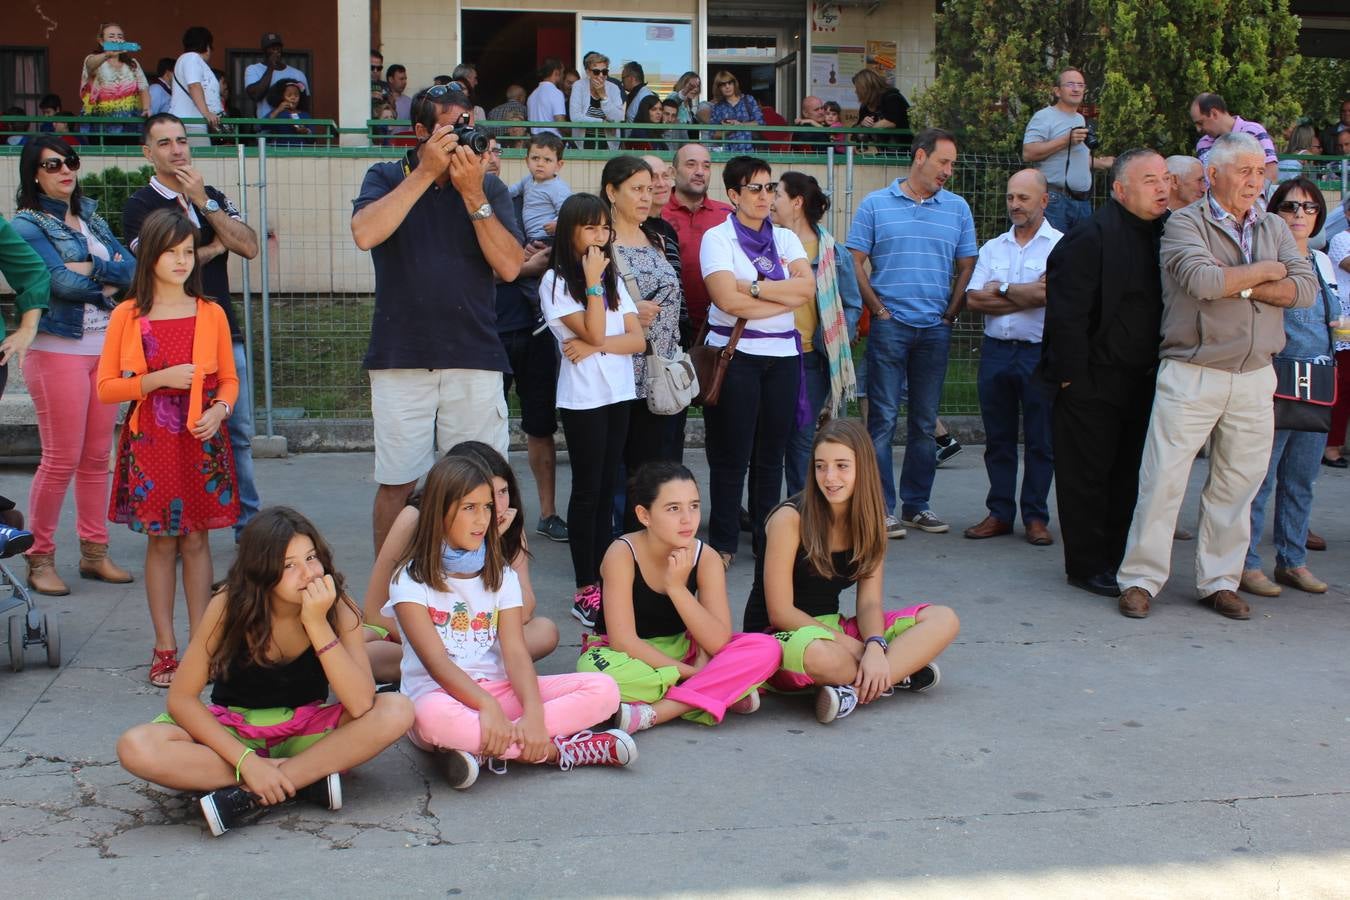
1022;68;1115;233
352;85;523;552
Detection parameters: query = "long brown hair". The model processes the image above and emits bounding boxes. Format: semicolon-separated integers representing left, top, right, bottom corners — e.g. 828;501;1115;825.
208;507;356;679
797;419;886;580
851;68;889;110
128;208;203;315
395;455;506;593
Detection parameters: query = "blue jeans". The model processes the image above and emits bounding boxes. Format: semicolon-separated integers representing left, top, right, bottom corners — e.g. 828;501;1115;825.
1246;428;1322;570
231;342;261;537
784;350;831;497
1045;191;1093;234
977;337;1053;524
864;317;950;517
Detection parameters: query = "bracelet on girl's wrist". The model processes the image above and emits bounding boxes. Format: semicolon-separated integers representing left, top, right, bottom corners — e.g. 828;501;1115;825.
315;637;340;656
234;746;255;783
585;284;604;298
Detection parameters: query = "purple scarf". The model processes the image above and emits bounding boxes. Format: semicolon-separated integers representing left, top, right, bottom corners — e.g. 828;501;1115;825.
729;213;785;280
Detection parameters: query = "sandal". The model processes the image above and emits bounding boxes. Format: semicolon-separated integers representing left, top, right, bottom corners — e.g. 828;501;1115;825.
149;648;179;688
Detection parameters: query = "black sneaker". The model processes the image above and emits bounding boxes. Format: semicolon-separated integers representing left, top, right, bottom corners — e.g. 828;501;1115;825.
895;662;940;693
199;785;260;837
535;515;569;542
935;436;963;467
297;772;342;810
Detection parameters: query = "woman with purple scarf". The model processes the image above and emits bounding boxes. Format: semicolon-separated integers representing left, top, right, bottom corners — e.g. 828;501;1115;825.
698;156;816;568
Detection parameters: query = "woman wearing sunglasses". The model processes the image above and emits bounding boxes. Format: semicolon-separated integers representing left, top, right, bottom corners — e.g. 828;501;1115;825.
699;156;815;569
11;135;136;596
568;52;624;151
1241;178;1344;598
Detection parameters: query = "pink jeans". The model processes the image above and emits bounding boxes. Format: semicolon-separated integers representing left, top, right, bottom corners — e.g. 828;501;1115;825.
23;350;119;553
409;672;620;758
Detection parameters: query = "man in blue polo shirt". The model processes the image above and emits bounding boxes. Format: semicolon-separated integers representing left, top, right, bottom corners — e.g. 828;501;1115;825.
848;126;977;536
352;85;523;552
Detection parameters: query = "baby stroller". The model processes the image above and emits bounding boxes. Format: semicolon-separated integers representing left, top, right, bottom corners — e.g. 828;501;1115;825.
0;500;59;671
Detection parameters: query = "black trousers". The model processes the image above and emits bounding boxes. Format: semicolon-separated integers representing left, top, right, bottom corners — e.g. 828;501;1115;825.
1051;365;1156;580
561;402;630;588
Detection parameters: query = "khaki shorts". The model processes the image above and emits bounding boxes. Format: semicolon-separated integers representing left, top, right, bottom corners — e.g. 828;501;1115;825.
369;368;510;485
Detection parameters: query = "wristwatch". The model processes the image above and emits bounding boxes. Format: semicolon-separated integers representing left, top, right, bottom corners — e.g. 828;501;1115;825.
1240;287;1253;300
749;281;761;299
998;282;1010;297
201;198;221;214
469;202;493;221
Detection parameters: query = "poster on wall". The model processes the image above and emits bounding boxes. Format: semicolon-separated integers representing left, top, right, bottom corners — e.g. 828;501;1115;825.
809;45;865;112
811;2;841;33
864;40;897;87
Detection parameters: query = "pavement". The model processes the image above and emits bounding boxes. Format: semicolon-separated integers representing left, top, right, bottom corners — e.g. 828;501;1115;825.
2;444;1349;898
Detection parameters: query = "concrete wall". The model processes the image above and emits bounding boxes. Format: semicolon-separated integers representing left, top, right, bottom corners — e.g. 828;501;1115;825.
812;0;937;105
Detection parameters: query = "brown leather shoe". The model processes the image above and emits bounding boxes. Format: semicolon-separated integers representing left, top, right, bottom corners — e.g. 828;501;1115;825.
26;552;70;596
1199;589;1250;620
1306;531;1326;552
78;539;134;584
1025;520;1054;546
963;515;1012;539
1118;586;1151;618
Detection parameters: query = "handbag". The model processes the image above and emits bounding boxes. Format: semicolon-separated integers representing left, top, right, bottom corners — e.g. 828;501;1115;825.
612;246;698;415
1272;261;1338;433
690;318;746;407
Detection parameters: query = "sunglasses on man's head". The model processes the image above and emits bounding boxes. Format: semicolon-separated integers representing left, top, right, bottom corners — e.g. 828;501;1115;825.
38;156;80;173
1275;200;1319;215
738;181;778;194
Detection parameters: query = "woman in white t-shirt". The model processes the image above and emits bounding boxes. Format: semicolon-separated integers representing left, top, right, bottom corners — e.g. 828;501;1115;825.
539;193;645;628
698;156;815;569
169;26;222;146
384;455;634;788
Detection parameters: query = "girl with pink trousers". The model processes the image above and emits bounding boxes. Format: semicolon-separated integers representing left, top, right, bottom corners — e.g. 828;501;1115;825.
578;461;781;732
385;454;635;789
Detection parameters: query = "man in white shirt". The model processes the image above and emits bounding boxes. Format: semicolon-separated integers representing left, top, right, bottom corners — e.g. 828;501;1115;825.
244;33;309;119
526;59;567;137
962;169;1063;545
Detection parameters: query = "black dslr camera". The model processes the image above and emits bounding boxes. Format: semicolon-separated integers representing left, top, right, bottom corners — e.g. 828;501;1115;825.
452;113;491;155
1081;122;1100;151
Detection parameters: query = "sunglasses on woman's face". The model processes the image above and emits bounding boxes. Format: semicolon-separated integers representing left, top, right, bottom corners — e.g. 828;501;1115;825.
738;181;778;194
1275;200;1319;215
38;156;80;173
591;68;609;77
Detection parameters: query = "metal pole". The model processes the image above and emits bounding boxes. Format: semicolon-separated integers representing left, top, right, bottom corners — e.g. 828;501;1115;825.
826;144;837;236
844;144;855;236
236;144;254;429
258;137;275;438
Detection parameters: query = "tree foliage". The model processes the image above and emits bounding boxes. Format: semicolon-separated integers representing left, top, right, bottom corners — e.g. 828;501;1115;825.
914;0;1304;157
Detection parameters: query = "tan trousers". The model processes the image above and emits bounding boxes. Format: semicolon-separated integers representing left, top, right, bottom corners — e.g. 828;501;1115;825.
1117;359;1276;598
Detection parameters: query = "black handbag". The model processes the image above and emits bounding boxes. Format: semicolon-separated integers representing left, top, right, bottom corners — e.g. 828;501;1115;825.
1272;261;1338;433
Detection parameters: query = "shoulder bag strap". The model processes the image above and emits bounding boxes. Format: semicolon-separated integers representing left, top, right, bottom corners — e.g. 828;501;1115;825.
1310;254;1336;357
719;318;748;360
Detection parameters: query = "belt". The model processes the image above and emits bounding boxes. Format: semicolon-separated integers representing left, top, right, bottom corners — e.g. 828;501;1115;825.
1049;185;1092;202
985;336;1041;347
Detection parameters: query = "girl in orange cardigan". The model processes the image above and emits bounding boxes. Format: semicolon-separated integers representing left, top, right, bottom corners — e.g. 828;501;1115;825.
98;208;239;687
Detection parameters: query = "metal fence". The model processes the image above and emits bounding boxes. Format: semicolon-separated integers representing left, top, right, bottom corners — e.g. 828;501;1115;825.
2;123;1347;431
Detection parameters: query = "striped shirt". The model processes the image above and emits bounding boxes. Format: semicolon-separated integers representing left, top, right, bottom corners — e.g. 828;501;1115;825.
1206;191;1262;263
846;179;977;327
1195;116;1279;171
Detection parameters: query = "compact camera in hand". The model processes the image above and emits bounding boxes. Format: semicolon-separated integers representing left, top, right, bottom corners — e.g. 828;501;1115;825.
1081;122;1100;152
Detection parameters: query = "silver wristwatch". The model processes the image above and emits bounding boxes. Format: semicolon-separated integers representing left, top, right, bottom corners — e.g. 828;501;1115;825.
749;280;761;299
1240;287;1253;300
469;202;493;221
202;198;221;214
998;282;1010;297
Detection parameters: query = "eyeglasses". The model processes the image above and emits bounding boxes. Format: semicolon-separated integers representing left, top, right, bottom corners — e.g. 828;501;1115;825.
38;156;80;173
1060;81;1085;88
590;68;609;76
485;147;503;156
370;64;382;71
738;181;778;194
1275;200;1320;215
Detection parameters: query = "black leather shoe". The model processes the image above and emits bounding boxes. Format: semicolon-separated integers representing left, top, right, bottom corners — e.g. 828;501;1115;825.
1321;456;1348;469
1067;571;1120;598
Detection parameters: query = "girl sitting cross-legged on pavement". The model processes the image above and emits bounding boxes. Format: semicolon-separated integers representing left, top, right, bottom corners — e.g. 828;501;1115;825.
745;419;960;724
578;461;782;732
384;454;635;790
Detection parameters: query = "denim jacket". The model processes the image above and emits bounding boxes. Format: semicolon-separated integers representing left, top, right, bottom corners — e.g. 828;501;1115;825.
1278;250;1337;362
11;194;134;339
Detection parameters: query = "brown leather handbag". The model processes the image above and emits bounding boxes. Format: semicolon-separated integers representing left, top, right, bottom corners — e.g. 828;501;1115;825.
690;318;746;407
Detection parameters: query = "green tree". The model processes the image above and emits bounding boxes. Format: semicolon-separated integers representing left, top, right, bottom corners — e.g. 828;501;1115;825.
915;0;1303;157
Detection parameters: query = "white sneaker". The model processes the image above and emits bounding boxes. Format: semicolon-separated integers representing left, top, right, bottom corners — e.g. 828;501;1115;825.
729;690;761;715
814;684;859;724
439;749;480;790
614;701;658;733
884;515;908;539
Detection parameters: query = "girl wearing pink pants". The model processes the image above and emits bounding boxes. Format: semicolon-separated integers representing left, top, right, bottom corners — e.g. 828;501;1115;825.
746;419;960;724
384;455;633;790
578;461;782;732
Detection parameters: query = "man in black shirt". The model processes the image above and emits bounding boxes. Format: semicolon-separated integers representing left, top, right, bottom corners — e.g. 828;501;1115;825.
123;113;261;540
1041;148;1170;599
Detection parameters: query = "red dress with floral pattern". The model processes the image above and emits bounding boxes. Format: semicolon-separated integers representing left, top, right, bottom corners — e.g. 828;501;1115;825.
109;315;239;535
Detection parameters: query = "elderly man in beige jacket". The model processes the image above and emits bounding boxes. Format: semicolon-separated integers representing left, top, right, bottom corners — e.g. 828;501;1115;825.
1115;132;1318;620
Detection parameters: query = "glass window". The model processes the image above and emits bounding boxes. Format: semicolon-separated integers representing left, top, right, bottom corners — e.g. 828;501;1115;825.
580;18;693;95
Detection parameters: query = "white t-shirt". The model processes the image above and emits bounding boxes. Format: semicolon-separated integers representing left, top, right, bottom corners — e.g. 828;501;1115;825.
243;63;309;118
539;270;639;409
382;562;524;698
699;218;808;357
170;51;221;120
527;81;566;136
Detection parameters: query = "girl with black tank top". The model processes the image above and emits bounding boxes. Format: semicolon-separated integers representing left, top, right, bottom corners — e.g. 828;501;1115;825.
577;461;781;733
746;420;960;725
116;507;414;837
